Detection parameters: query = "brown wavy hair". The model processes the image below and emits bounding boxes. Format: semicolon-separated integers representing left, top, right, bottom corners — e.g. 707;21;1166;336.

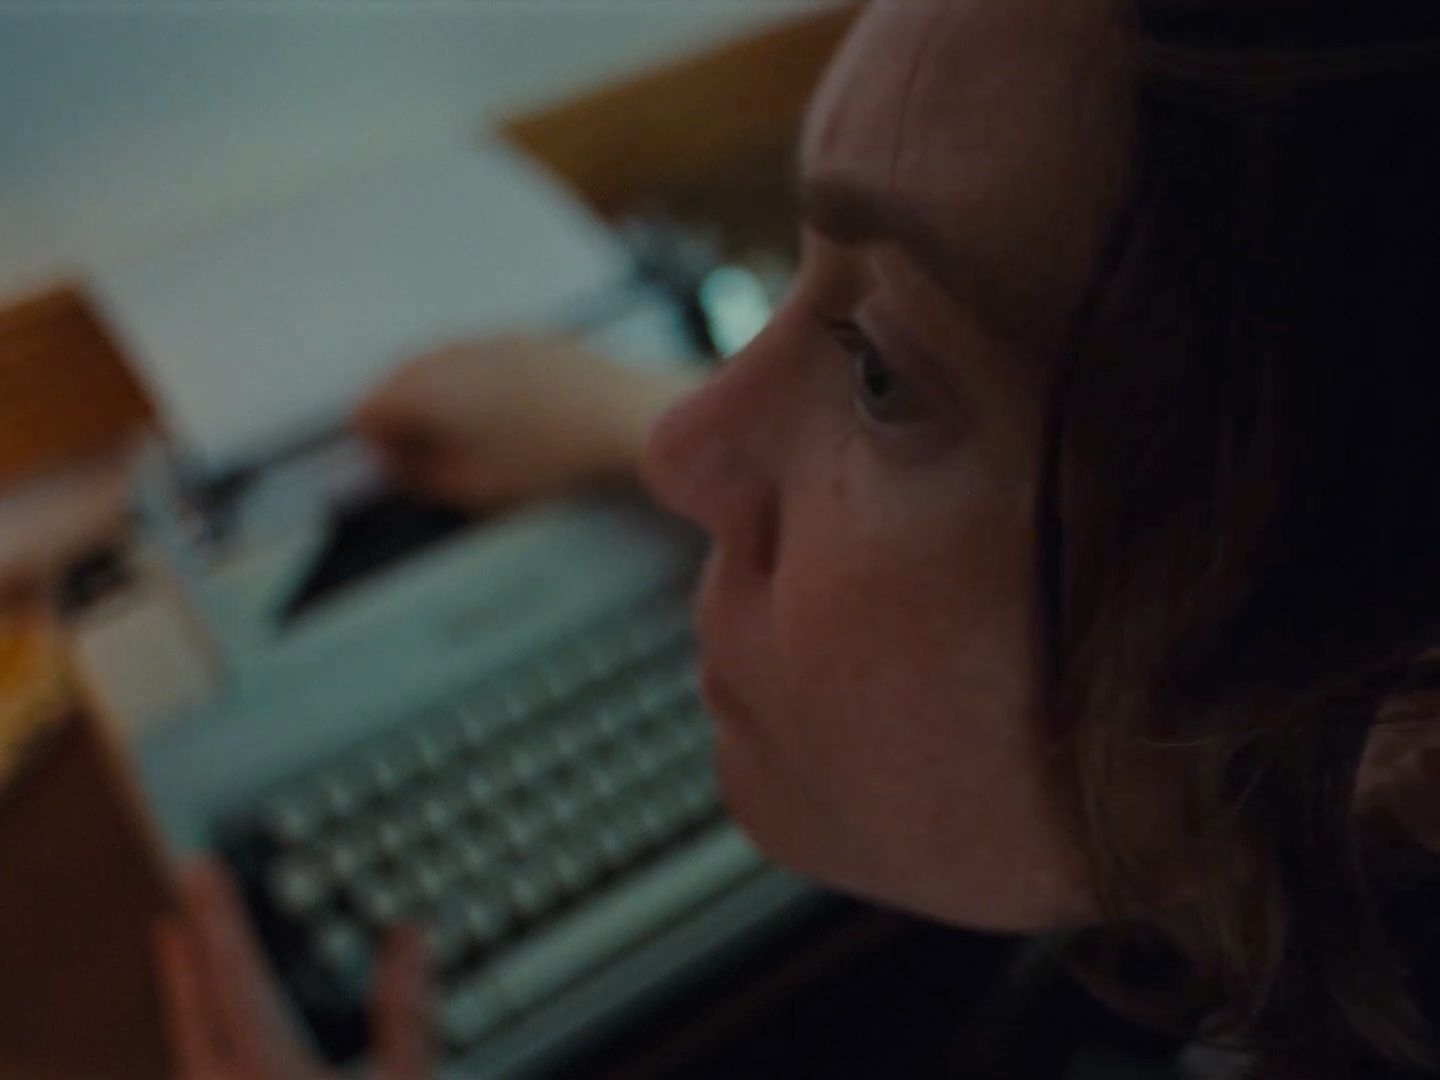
1042;3;1440;1075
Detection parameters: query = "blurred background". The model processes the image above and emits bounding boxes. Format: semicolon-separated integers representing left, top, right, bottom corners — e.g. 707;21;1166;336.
0;5;1179;1078
0;4;796;296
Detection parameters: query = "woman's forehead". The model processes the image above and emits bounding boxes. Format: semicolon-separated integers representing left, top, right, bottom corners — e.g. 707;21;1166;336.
802;0;1125;176
801;0;1133;323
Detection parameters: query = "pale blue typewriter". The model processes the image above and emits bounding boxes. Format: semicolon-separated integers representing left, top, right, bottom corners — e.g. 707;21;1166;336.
82;140;822;1077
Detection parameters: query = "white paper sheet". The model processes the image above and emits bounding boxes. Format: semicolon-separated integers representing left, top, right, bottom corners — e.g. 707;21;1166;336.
86;140;632;475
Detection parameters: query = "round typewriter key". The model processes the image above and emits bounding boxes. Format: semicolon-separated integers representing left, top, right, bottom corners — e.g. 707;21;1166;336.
507;861;561;919
313;916;370;982
462;768;503;810
542;787;581;829
420;794;456;834
581;761;620;802
325;833;379;881
268;854;330;916
261;796;319;846
451;833;502;879
594;810;646;869
499;805;545;850
424;906;470;970
353;875;413;928
462;894;511;947
548;838;604;895
375;811;424;858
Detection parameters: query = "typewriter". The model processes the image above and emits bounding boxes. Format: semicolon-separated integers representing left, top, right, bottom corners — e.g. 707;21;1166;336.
77;139;822;1076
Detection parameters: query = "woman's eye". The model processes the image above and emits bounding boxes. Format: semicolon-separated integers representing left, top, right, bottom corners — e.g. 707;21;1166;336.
820;316;930;426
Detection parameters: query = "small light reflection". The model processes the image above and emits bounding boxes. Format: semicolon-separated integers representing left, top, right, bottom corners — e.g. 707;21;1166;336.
699;265;774;357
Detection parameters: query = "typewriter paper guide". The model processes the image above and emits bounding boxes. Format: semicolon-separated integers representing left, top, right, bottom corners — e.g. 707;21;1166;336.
87;140;630;475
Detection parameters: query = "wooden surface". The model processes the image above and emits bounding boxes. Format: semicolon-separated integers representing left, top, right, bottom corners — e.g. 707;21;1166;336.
504;5;852;234
0;704;174;1080
0;286;154;492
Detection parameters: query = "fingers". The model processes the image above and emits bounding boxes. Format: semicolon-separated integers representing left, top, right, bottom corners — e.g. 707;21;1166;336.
176;859;319;1072
352;397;482;507
405;454;510;511
156;860;436;1080
360;424;517;512
370;927;434;1080
350;333;646;512
363;435;450;495
351;395;433;453
351;345;472;443
153;918;224;1079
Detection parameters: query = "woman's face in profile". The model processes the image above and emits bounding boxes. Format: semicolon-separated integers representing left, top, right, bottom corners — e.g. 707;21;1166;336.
643;0;1134;931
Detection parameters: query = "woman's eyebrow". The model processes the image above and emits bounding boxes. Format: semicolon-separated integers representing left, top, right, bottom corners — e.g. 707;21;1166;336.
800;176;1056;345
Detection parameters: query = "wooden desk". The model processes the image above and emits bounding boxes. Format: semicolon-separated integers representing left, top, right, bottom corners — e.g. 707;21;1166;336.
502;8;853;251
0;287;153;492
0;709;173;1080
0;615;172;1079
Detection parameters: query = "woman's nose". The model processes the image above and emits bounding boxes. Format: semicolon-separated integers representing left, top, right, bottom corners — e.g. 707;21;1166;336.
639;336;784;578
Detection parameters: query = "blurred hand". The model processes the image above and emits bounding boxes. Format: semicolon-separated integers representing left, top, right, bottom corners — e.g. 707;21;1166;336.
353;336;702;512
154;860;433;1080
